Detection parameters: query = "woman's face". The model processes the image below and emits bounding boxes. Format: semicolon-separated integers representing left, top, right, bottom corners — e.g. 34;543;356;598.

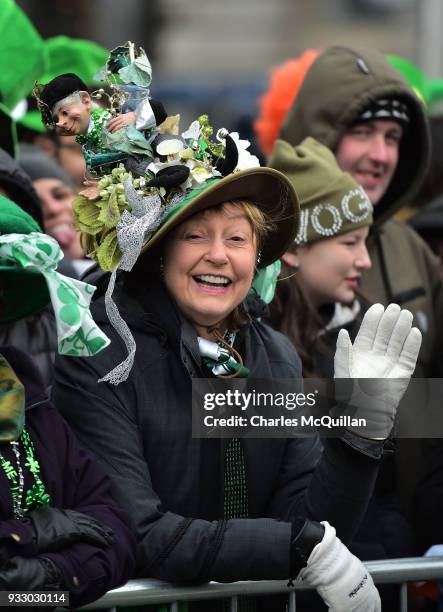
289;227;371;306
33;177;83;259
163;203;257;332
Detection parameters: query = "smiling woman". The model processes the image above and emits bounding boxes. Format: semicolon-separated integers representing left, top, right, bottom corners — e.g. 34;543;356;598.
52;123;422;612
162;200;271;339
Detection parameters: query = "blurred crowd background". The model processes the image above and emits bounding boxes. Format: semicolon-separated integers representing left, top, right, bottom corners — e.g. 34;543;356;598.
12;0;443;134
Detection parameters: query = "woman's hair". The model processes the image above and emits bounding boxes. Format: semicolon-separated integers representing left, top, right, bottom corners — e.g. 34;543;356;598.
270;247;330;377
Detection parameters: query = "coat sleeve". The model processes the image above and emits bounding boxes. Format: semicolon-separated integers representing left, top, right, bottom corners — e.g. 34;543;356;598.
53;349;383;584
52;354;293;583
30;403;135;608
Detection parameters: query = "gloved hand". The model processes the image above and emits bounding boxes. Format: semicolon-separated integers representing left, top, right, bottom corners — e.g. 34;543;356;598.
24;507;114;553
0;556;63;590
333;303;422;439
298;522;381;612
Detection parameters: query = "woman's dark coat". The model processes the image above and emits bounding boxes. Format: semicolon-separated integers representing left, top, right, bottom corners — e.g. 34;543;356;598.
0;346;135;608
53;275;382;584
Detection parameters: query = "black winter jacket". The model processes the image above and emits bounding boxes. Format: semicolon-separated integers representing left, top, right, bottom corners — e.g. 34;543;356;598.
0;346;135;608
53;276;382;583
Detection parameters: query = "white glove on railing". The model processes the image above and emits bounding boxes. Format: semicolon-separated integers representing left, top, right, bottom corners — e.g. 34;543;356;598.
299;522;381;612
333;303;422;439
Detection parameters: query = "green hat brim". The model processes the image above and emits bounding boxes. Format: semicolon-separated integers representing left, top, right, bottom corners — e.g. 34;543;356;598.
140;167;300;268
17;109;46;133
0;267;49;323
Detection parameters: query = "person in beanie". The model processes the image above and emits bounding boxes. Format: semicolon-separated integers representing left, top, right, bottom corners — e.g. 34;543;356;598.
270;137;373;377
53;111;422;611
272;44;443;530
276;45;440;378
0;148;77;387
0;195;134;605
0;148;43;228
270;137;419;611
19;146;93;275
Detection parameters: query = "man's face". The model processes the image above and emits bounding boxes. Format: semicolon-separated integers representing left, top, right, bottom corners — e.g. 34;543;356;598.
335;119;403;206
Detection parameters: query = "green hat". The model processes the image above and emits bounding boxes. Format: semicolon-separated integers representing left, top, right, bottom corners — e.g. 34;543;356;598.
387;54;443;111
269;137;373;245
74;115;299;272
0;195;49;322
0;0;46;111
73;113;300;385
139;167;298;267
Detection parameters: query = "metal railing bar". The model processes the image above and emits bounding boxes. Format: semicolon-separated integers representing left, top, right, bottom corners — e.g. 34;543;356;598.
230;595;238;612
399;582;408;612
80;556;443;610
288;590;296;612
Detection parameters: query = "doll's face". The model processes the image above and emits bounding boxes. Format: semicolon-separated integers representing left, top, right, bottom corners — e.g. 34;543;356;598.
53;92;91;136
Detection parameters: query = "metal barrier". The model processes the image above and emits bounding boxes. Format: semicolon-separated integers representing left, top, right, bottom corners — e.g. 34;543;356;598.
81;556;443;611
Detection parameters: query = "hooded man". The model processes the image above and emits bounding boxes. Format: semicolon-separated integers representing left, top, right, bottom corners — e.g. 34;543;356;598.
269;46;440;554
271;45;440;379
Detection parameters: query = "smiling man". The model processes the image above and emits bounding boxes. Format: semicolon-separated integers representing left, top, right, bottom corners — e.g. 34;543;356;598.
274;45;443;379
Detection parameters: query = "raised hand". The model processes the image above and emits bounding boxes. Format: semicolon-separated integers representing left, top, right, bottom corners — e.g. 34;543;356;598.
333;303;422;439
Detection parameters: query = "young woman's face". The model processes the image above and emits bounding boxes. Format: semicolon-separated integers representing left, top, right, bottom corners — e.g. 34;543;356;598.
292;227;371;306
33;178;83;259
163;203;257;332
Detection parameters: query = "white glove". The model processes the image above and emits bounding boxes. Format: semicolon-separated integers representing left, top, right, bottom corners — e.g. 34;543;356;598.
299;522;381;612
333;303;422;439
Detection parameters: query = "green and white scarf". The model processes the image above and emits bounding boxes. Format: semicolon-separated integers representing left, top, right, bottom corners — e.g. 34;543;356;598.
0;232;109;356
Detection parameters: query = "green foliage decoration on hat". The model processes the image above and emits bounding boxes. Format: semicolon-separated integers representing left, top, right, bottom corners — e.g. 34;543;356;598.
72;114;248;272
0;0;46;110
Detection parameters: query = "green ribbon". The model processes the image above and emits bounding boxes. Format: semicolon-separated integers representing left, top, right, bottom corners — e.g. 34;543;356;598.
0;233;110;357
251;260;281;304
198;336;249;378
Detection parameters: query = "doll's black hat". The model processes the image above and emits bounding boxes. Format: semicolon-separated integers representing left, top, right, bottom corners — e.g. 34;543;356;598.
40;73;89;112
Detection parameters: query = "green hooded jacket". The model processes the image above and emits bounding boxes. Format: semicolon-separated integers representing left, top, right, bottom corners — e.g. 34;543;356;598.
275;45;442;378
